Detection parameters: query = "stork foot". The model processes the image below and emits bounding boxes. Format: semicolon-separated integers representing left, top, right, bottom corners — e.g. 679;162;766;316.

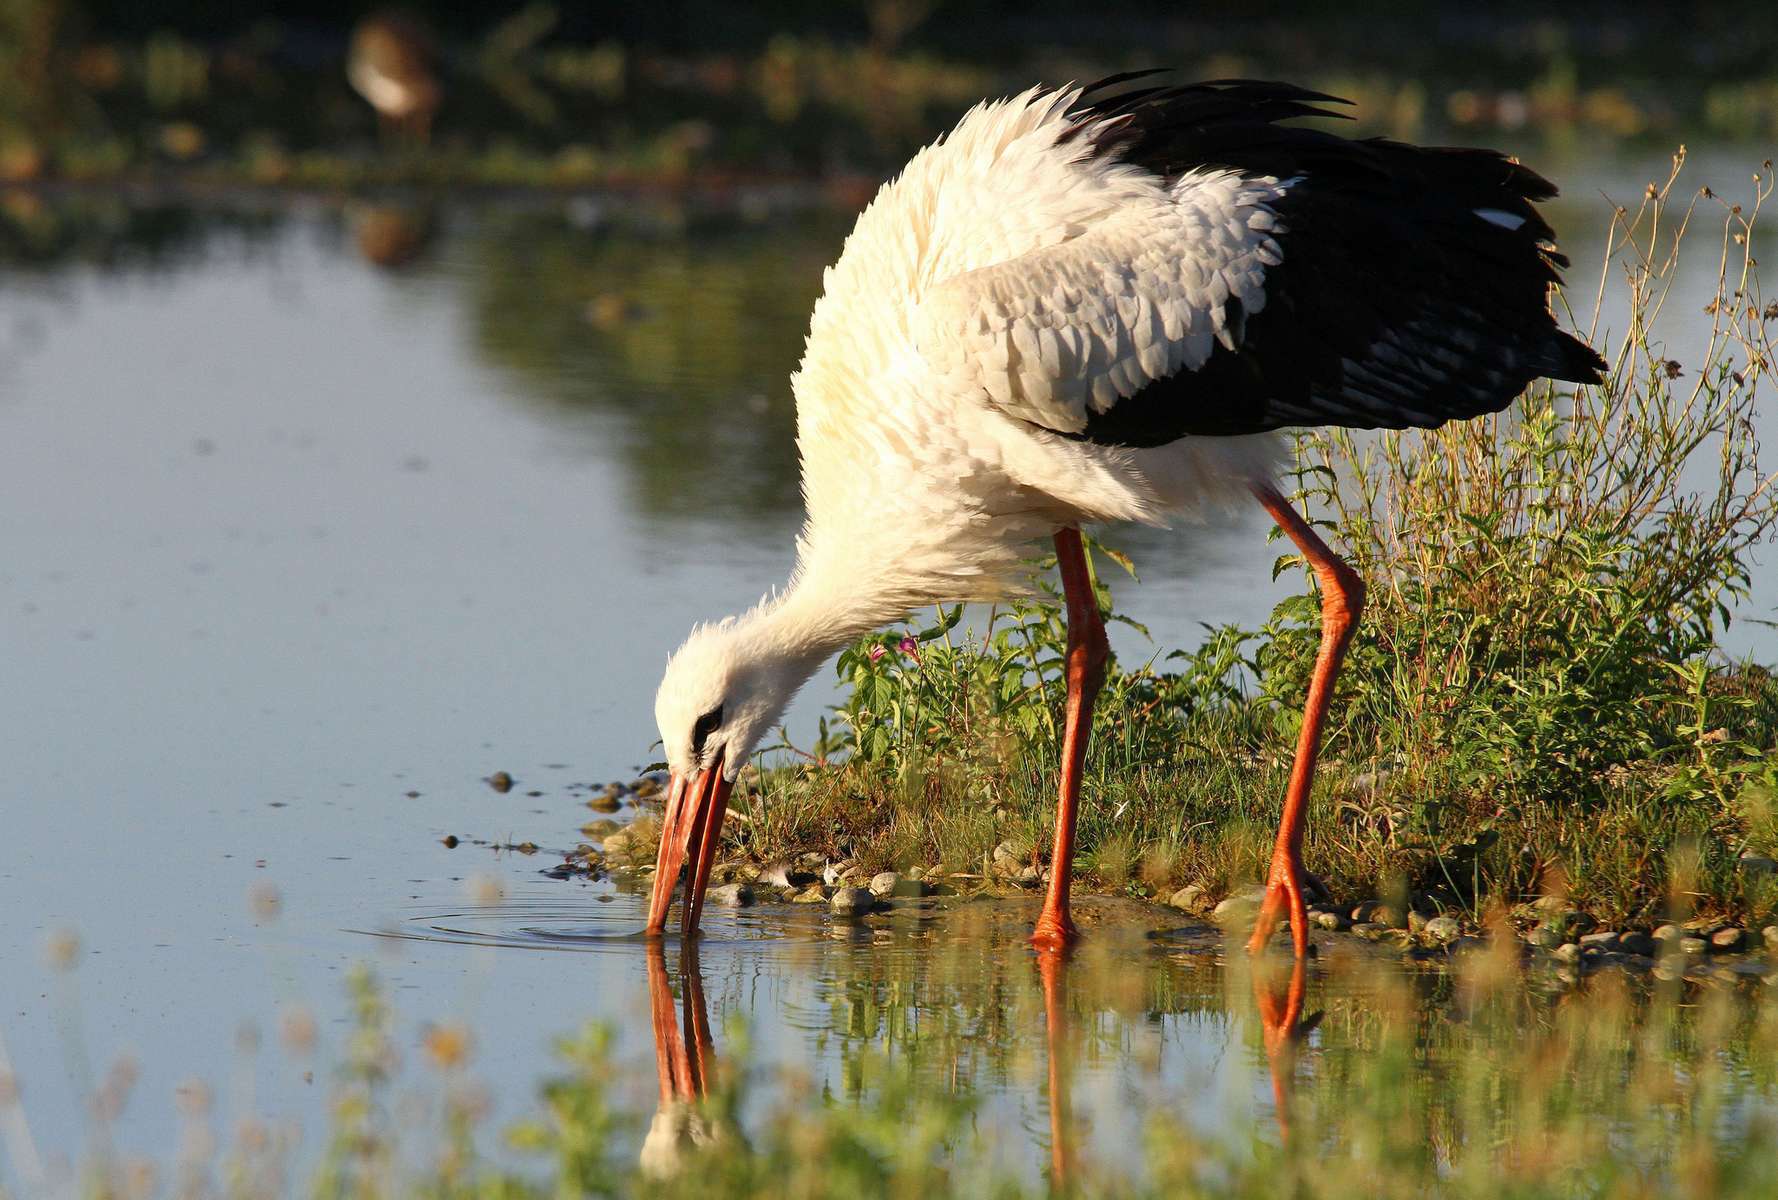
1031;906;1081;951
1246;850;1313;957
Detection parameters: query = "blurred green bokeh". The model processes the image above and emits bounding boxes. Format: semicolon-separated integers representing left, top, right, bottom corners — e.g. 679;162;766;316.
2;0;1776;189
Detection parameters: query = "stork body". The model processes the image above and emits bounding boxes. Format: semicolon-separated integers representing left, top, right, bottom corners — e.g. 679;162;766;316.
646;76;1604;955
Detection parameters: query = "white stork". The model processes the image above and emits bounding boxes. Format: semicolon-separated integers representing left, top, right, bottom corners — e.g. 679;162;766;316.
643;75;1605;956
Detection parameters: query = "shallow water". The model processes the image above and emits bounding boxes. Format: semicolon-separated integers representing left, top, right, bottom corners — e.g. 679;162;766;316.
2;135;1777;1187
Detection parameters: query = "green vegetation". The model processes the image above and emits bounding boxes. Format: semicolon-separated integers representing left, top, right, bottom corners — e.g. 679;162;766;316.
724;155;1778;931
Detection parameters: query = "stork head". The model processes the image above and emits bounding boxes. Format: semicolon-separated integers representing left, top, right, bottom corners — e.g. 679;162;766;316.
645;610;818;936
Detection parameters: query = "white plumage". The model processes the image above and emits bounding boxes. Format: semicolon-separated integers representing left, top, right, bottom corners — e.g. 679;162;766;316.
655;85;1281;776
796;90;1283;604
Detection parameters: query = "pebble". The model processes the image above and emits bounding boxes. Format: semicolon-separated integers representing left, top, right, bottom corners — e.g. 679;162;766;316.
793;886;829;904
1553;942;1583;963
1653;923;1683;944
586;790;623;813
1351;922;1389;941
1678;937;1709;957
991;840;1030;877
1578;930;1619;950
1350;901;1381;923
830;887;875;915
868;871;902;898
759;862;797;888
488;771;514;793
1016;865;1042;886
707;884;753;908
580;819;621;839
1710;927;1746;953
1168;884;1207;913
602;829;631;853
1212;896;1255;923
1422;916;1460;945
1528;927;1565;949
634;778;662;799
1764;926;1778;952
1314;910;1351;931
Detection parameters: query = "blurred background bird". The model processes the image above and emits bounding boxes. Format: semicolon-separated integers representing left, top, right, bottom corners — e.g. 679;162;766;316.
348;10;442;147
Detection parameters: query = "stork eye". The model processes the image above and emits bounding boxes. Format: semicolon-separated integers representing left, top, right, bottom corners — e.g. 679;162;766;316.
691;705;723;757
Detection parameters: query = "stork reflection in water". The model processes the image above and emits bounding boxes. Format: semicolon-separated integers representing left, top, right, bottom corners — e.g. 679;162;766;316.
640;940;1314;1182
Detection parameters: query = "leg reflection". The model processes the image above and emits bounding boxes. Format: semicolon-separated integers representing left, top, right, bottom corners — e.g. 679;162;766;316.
1252;956;1322;1142
1035;946;1075;1191
641;940;732;1177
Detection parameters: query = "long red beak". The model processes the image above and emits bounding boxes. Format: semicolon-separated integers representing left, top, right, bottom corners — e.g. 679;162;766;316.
643;750;733;938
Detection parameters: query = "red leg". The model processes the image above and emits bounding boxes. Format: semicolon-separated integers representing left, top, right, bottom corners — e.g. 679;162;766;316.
1254;957;1318;1141
1036;948;1074;1188
1032;528;1108;950
1246;484;1365;957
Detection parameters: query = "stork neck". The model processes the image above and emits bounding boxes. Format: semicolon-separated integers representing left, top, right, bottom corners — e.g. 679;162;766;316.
743;561;911;675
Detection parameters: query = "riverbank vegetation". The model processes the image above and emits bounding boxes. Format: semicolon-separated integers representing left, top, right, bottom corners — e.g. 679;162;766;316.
711;154;1778;934
4;2;1778;191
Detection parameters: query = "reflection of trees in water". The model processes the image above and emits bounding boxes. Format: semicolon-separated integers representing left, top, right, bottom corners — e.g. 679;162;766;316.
0;194;286;269
466;213;846;527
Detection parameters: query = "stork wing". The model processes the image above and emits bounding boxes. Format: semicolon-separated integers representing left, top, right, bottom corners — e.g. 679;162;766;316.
914;171;1286;437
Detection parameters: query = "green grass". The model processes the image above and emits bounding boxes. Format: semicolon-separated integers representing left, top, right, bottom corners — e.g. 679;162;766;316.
715;153;1778;933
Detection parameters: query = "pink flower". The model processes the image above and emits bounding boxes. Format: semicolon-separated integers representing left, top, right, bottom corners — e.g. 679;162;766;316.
867;644;888;664
898;636;921;664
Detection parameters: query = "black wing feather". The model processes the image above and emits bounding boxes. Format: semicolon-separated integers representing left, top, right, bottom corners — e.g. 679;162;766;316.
1054;76;1606;446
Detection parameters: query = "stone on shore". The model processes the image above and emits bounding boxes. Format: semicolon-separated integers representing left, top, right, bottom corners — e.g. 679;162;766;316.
1710;927;1746;953
831;887;876;915
869;871;926;898
1168;884;1207;913
1422;916;1461;945
707;884;754;908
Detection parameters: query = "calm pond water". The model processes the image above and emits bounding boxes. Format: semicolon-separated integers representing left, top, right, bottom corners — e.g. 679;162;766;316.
2;137;1776;1188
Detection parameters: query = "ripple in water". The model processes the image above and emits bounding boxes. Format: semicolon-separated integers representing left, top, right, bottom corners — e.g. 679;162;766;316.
357;888;839;954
